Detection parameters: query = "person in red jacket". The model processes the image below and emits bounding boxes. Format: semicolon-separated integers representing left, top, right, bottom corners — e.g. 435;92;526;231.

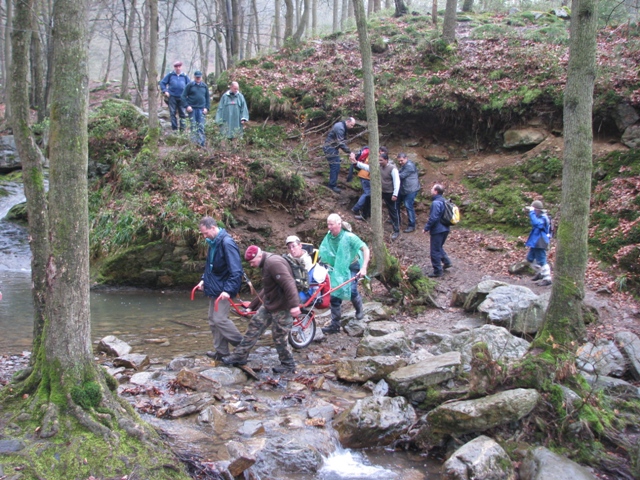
223;245;301;374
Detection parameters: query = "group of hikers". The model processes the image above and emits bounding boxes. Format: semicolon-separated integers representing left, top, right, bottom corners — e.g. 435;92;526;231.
194;213;369;374
159;61;249;146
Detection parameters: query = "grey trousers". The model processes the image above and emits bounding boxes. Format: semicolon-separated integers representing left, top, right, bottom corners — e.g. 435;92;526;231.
207;297;243;355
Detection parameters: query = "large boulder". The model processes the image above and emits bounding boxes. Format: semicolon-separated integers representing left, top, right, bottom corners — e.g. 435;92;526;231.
503;128;547;148
477;285;548;334
97;335;132;357
356;330;411;357
576;339;626;377
615;331;640;380
520;447;597;480
333;395;416;448
388;352;462;396
622;124;640;149
442;435;515;480
336;355;407;383
462;280;509;312
0;136;20;173
612;103;639;132
430;325;531;370
426;388;540;438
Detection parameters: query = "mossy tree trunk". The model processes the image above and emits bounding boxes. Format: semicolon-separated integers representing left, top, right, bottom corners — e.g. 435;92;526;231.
147;0;160;154
10;0;49;354
352;0;400;286
5;0;189;476
442;0;456;44
535;0;597;351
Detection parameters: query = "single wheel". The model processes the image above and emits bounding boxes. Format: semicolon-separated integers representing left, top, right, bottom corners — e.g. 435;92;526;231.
289;312;316;349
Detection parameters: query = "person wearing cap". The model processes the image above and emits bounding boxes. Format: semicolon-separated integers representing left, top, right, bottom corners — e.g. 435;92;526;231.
323;117;356;193
319;213;370;334
422;184;452;278
223;246;301;374
159;61;190;132
525;200;552;285
215;81;249;139
195;216;244;360
181;70;210;146
285;235;312;271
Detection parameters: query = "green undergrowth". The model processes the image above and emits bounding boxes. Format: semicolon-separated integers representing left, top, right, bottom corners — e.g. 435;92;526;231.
462;150;562;235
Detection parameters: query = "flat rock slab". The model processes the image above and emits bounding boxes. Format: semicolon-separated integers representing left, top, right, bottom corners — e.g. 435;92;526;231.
520;447;597;480
0;439;25;453
388;351;461;395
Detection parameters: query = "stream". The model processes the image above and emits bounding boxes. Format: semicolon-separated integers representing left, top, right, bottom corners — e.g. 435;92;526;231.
0;180;442;479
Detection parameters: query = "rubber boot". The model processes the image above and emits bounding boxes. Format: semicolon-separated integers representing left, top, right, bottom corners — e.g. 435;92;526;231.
531;262;543;281
352;296;364;321
536;264;552;286
322;300;342;334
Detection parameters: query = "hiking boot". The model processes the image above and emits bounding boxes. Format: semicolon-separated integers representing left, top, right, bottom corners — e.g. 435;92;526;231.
272;364;296;374
354;215;365;221
329;187;342;193
355;311;365;320
531;272;543;281
221;355;247;367
403;226;415;233
391;232;400;240
427;271;443;278
443;263;452;270
321;325;340;335
206;351;228;361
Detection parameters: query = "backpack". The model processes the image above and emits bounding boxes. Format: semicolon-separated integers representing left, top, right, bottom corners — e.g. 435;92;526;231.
441;198;460;227
543;213;554;239
282;254;310;292
355;146;370;162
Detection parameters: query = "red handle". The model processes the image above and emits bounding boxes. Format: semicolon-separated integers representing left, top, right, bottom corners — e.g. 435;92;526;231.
190;286;199;301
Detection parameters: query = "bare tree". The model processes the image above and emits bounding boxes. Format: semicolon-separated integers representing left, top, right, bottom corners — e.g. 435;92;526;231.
462;0;473;12
274;0;281;46
292;0;309;43
394;0;407;16
537;0;598;349
432;0;437;26
332;0;338;32
284;0;293;39
120;0;137;99
4;0;13;121
147;0;159;153
442;0;456;44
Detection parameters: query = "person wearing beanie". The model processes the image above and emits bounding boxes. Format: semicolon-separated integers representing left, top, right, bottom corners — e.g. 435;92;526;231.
525;200;552;286
194;216;244;360
159;61;189;132
223;245;301;374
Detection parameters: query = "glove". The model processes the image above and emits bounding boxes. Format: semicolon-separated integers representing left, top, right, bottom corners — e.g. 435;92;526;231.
528;206;534;212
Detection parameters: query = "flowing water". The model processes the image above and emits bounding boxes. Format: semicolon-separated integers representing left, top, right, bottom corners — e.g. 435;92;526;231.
0;180;441;479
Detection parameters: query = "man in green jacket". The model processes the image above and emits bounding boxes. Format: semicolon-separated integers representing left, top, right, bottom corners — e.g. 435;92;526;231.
181;70;210;146
215;81;249;139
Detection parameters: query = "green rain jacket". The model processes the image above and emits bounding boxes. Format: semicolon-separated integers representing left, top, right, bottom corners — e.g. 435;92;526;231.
215;90;249;138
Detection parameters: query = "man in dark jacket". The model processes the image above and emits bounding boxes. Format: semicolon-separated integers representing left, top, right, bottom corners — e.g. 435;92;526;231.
195;216;243;360
159;61;189;132
223;245;302;374
397;153;421;233
181;70;210;146
323;117;356;193
422;184;452;277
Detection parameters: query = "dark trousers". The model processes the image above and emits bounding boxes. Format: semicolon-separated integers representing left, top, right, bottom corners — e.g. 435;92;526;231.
188;108;206;146
326;155;341;188
168;96;187;131
382;192;400;233
430;231;451;274
329;262;363;327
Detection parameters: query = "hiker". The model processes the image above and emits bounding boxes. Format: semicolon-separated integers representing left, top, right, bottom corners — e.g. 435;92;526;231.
350;146;371;221
285;235;312;271
195;216;243;360
181;70;210;146
159;61;189;132
223;246;301;374
323;117;356;193
215;81;249;139
351;146;401;240
319;213;370;334
397;152;421;233
422;184;452;278
525;200;552;286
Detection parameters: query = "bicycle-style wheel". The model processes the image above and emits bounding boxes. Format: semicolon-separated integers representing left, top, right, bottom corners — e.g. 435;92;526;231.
289;312;316;349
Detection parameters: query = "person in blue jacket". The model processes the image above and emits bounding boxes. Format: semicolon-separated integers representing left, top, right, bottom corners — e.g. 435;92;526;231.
323;117;356;193
159;61;189;132
525;200;552;286
195;216;243;360
422;184;452;278
181;70;210;146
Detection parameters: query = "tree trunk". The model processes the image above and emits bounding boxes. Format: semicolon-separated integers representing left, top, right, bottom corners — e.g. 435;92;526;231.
252;0;260;51
292;0;309;43
311;0;316;36
340;0;347;30
332;0;338;32
160;0;177;78
275;0;281;46
30;9;46;122
194;0;206;73
373;0;380;12
537;0;597;348
134;0;148;107
102;26;114;84
4;0;13;122
351;0;397;285
394;0;407;17
232;0;241;60
432;0;437;26
120;0;136;99
147;0;159;154
461;0;473;12
442;0;456;44
10;0;49;353
284;0;293;40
